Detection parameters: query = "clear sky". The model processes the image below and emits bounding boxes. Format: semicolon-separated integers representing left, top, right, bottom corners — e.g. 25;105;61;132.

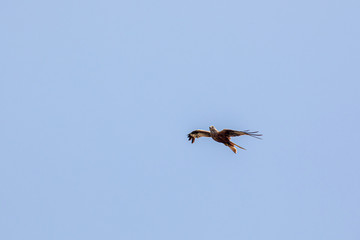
1;0;360;239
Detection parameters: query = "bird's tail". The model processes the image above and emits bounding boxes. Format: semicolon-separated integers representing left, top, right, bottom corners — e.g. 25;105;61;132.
228;145;237;154
228;142;246;154
232;142;246;151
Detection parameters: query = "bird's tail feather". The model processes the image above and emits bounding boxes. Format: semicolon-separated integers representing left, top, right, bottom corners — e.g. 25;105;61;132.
229;145;237;154
232;142;246;151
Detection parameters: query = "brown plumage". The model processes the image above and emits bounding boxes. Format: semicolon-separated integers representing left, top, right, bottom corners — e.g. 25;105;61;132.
187;126;262;153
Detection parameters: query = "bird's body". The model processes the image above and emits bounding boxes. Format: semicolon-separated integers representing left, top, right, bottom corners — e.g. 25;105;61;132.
188;126;262;154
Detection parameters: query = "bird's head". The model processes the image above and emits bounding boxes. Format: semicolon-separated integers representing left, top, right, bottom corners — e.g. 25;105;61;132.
209;126;217;133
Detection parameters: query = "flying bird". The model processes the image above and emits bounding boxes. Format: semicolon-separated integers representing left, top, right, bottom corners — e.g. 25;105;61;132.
188;126;262;154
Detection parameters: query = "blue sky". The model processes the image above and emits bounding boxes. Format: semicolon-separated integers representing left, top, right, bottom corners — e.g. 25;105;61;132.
1;0;360;239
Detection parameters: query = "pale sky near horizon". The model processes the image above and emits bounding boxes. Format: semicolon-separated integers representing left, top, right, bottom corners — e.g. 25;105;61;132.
1;0;360;239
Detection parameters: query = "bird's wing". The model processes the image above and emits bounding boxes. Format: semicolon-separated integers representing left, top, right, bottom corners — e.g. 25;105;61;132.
187;130;211;143
219;129;262;139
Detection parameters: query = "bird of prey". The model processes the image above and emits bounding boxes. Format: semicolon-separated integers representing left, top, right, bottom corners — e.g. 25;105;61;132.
188;126;262;154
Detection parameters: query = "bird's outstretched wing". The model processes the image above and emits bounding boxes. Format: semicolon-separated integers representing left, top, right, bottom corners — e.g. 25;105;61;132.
219;129;262;139
187;130;211;143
